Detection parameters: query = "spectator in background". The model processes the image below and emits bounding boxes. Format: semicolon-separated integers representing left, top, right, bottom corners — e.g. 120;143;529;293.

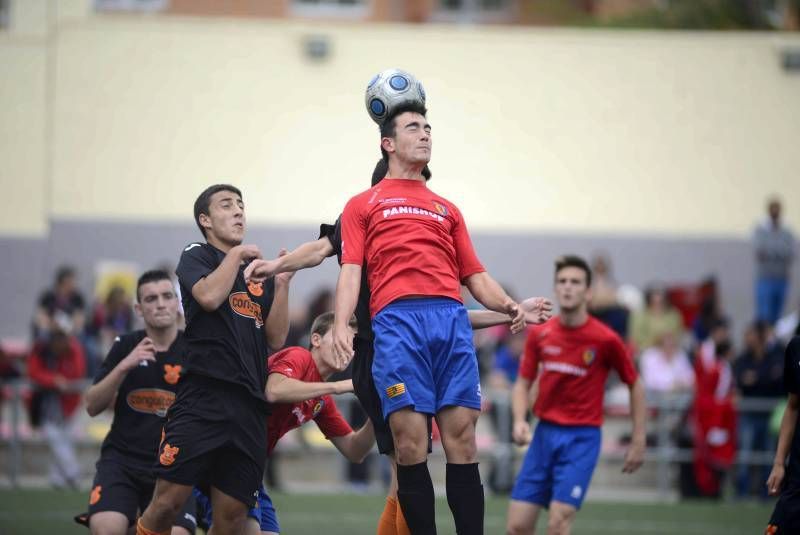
753;197;795;325
90;286;134;359
640;331;694;395
628;285;684;356
488;329;526;392
692;283;728;346
692;338;737;499
33;266;86;342
27;317;86;489
734;320;784;499
588;253;629;339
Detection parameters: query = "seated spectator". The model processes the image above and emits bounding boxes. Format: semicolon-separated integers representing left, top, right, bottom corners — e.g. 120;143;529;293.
89;285;133;357
27;317;86;489
488;329;526;391
734;320;784;499
628;284;684;355
692;286;728;346
640;331;694;394
32;266;86;342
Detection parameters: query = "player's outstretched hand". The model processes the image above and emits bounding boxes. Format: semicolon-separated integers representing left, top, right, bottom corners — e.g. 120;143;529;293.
512;421;532;446
767;463;785;496
334;379;354;395
622;438;645;473
520;297;554;326
244;259;277;284
332;323;355;371
119;337;157;372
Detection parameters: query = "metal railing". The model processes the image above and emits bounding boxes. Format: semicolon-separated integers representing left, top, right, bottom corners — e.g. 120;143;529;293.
0;379;783;497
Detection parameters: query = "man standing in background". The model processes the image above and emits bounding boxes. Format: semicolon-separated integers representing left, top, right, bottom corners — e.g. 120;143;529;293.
754;197;795;325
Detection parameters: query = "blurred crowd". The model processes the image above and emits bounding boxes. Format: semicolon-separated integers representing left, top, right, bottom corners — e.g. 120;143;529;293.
0;198;796;499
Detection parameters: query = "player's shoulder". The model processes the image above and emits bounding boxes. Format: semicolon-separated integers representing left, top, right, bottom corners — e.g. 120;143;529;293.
584;316;622;341
114;330;147;350
269;346;311;366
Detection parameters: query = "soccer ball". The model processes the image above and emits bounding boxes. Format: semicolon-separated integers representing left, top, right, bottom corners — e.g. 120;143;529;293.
364;68;426;125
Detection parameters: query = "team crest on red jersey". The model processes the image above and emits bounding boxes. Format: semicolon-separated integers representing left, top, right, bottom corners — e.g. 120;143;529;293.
582;349;596;366
433;201;448;216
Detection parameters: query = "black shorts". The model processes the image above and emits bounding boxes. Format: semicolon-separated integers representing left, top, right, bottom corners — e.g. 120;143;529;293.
81;457;196;532
768;483;800;534
154;374;268;508
352;336;432;456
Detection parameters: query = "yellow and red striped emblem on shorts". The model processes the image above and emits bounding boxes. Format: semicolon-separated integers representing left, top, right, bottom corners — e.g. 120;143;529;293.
386;383;406;398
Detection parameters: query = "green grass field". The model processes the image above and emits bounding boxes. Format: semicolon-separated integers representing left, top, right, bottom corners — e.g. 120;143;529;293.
0;489;774;534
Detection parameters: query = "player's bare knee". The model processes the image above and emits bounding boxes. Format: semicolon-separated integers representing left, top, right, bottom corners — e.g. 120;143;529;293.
394;433;428;464
546;510;574;535
506;519;535;535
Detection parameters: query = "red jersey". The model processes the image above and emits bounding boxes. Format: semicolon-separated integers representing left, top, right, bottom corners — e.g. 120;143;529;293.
340;178;485;317
519;316;637;427
266;347;353;455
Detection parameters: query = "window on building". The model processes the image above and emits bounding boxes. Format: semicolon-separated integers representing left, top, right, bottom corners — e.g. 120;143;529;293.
291;0;368;19
436;0;513;22
94;0;168;13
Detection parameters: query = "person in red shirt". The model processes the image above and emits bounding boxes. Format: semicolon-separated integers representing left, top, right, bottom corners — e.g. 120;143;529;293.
332;103;523;535
28;323;86;489
506;255;647;535
195;311;374;534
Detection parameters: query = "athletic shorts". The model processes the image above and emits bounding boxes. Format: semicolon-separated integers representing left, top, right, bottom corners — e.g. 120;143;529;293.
154;374;268;508
194;484;279;533
352;335;433;455
372;297;481;420
768;483;800;534
511;420;601;510
78;457;196;532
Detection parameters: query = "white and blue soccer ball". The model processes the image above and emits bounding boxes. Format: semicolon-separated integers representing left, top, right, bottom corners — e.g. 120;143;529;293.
364;68;426;125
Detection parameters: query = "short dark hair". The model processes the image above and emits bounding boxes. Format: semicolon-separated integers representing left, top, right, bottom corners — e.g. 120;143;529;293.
379;102;428;139
136;269;172;303
554;255;592;287
308;311;357;349
193;184;242;237
55;265;76;286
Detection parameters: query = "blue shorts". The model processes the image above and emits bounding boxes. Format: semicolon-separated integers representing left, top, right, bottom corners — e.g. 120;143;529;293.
194;484;279;533
372;297;481;420
511;420;601;510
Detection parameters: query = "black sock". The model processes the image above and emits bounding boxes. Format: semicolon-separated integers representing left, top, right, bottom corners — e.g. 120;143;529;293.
397;461;437;535
446;462;484;535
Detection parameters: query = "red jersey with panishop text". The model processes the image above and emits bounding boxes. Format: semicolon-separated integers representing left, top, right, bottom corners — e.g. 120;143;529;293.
519;316;637;427
340;178;485;317
266;347;352;455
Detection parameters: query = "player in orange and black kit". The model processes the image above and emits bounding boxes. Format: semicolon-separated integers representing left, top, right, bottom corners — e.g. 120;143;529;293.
137;185;291;535
76;270;196;535
766;336;800;534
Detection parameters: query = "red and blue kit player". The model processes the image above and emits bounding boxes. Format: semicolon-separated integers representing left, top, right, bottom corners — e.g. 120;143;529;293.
137;185;291;535
244;159;552;535
766;336;800;534
332;103;523;535
195;312;374;535
506;255;646;535
77;270;196;535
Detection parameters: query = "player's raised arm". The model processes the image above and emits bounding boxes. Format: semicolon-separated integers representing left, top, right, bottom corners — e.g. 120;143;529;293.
245;237;334;284
464;272;523;324
264;249;292;352
85;337;156;416
467;297;554;332
265;372;352;403
330;420;376;463
190;244;261;312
